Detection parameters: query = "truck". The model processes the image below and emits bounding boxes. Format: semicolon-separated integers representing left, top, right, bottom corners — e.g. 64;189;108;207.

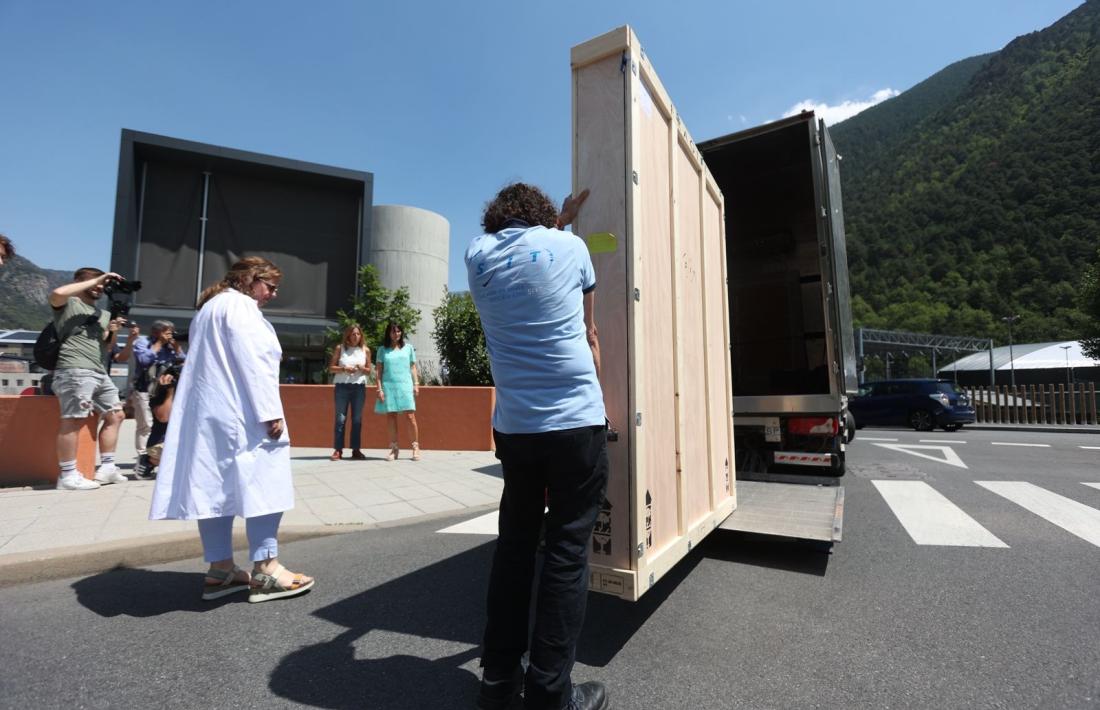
698;112;859;482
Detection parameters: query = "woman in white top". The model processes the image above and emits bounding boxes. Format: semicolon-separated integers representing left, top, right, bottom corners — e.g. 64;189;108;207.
328;324;372;461
150;256;314;603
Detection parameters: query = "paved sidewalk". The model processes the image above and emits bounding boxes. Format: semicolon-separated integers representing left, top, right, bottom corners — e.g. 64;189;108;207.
0;420;500;586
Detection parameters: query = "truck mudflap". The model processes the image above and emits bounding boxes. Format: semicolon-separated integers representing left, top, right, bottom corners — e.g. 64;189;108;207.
719;481;844;543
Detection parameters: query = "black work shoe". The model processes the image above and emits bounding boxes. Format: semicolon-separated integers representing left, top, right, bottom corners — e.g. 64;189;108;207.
477;667;523;710
565;681;610;710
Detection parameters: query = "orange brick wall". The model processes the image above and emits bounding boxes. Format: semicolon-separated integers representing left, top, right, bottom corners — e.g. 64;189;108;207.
0;387;496;486
0;396;98;486
280;385;495;451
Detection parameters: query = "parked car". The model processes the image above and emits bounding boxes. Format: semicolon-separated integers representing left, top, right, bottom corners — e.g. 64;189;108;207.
850;379;976;431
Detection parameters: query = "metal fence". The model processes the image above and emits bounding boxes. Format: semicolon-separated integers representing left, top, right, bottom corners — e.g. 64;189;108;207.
965;383;1099;425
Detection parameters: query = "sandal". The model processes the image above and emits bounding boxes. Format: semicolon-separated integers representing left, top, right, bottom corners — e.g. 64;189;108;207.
249;563;315;603
202;565;250;601
386;442;399;461
411;442;421;461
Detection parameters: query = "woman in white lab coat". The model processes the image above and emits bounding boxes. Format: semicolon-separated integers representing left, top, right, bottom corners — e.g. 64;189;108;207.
150;256;314;603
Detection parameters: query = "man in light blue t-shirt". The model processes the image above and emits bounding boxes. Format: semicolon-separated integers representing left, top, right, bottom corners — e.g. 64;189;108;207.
468;183;610;710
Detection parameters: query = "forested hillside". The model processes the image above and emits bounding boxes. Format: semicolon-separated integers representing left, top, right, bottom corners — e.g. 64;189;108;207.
0;256;70;330
832;0;1100;345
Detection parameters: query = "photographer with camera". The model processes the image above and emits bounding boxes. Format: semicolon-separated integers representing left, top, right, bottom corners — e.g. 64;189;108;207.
134;362;181;480
130;319;185;459
48;268;131;490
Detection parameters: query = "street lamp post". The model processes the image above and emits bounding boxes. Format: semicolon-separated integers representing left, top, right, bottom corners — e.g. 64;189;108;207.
1060;344;1072;385
1002;315;1019;388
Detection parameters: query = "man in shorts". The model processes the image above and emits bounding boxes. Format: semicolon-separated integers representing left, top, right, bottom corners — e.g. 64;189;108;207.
49;268;129;490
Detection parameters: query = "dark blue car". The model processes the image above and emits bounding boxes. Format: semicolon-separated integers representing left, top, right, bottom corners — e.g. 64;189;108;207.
850;379;976;431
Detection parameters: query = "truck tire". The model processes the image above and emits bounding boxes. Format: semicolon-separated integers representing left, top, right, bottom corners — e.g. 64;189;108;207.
844;411;856;443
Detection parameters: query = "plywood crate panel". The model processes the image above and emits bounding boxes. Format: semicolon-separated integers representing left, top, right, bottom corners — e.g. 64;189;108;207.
572;26;736;601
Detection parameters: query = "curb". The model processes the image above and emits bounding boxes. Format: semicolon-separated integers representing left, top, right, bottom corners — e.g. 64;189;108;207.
0;503;497;589
964;425;1100;435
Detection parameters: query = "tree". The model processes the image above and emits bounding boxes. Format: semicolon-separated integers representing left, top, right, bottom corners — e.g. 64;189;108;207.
333;264;421;351
432;288;493;385
1079;248;1100;359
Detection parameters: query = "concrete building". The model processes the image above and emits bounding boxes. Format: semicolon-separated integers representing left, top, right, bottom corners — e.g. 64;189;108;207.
108;130;450;383
369;205;450;381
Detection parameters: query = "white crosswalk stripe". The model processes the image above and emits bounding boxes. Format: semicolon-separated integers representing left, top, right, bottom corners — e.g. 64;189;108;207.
1084;483;1100;492
437;511;498;535
977;481;1100;547
871;481;1007;547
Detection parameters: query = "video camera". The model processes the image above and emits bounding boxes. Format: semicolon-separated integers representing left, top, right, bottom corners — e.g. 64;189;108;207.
103;277;142;323
155;360;184;382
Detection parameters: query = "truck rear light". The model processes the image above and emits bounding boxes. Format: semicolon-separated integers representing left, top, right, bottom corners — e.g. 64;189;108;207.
788;417;837;435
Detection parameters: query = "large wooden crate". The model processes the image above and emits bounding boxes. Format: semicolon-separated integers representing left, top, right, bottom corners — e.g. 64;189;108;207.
572;27;736;601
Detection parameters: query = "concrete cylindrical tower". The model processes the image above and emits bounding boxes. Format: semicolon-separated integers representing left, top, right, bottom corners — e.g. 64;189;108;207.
368;205;450;381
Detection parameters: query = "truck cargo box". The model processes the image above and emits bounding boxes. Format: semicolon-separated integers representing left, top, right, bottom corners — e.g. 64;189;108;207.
571;26;736;601
699;114;858;477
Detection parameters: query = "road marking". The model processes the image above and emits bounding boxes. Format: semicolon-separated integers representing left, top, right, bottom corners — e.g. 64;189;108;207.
872;481;1007;547
1082;483;1100;492
977;481;1100;548
873;443;968;469
1081;446;1100;450
920;439;967;444
990;442;1050;448
859;437;898;442
437;510;498;535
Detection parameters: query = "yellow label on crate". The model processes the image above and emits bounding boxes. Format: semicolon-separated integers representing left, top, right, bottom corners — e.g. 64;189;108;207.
585;232;618;254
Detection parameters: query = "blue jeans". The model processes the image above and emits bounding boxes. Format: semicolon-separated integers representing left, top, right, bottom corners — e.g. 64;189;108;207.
197;513;282;563
481;425;610;710
333;383;366;451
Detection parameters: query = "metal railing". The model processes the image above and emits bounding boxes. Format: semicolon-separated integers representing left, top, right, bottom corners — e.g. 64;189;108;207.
965;383;1099;425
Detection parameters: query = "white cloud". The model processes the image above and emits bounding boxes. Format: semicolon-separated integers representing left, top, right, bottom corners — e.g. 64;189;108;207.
782;88;900;125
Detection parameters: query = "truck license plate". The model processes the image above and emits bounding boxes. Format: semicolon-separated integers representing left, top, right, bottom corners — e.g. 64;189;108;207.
764;419;781;442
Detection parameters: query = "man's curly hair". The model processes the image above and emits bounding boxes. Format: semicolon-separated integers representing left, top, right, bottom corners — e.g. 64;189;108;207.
481;183;558;234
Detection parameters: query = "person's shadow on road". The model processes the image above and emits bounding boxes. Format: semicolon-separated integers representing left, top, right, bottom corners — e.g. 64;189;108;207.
71;567;243;617
267;536;701;709
269;541;495;709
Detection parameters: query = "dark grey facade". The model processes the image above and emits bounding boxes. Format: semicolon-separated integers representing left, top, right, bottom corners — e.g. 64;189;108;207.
109;130;374;382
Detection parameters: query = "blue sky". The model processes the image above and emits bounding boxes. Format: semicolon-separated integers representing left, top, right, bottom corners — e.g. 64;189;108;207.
0;1;1083;290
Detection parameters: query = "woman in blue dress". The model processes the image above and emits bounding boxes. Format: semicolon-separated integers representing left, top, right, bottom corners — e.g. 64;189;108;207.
374;321;421;460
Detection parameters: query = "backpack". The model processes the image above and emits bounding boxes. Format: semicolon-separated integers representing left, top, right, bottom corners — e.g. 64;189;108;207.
33;322;62;370
33;313;98;370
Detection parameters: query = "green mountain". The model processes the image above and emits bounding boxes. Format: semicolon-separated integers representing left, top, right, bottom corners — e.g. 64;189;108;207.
0;256;71;330
831;1;1100;346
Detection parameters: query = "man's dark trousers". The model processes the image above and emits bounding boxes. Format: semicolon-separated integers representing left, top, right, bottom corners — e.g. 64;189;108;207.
482;425;609;710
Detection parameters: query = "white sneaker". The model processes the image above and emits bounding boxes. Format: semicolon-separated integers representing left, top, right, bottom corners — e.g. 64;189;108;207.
57;475;101;491
94;464;127;485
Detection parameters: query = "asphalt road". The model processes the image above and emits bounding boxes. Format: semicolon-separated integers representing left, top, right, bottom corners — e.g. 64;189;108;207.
1;428;1097;709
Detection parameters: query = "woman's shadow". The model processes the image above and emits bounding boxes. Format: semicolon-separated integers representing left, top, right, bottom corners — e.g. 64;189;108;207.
71;568;244;617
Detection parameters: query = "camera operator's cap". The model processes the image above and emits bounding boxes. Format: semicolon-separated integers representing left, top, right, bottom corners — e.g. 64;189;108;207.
151;319;175;332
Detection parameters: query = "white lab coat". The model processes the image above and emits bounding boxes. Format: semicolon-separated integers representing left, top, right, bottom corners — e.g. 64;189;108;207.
150;290;293;520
